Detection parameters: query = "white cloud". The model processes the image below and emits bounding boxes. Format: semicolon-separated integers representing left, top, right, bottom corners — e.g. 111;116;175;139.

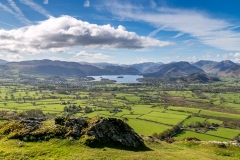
223;53;240;62
49;47;69;53
72;51;111;62
203;52;213;59
6;54;24;61
223;52;240;59
0;16;172;54
84;0;90;7
101;1;240;51
43;0;48;4
188;56;199;62
19;0;51;18
203;55;211;59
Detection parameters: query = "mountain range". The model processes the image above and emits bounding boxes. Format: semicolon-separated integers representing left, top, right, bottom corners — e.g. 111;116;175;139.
0;59;240;78
144;61;204;77
194;60;237;75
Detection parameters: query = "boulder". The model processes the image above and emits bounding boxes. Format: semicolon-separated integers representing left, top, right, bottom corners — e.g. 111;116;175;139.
87;118;144;147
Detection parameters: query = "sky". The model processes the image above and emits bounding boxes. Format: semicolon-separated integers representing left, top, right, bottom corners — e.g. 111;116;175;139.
0;0;240;64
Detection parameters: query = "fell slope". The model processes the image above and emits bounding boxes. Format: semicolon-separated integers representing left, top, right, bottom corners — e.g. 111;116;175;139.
144;61;204;77
129;62;164;73
220;65;240;77
5;60;139;77
194;60;237;74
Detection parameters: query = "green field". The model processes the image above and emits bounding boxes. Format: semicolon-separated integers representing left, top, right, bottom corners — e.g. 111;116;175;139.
183;117;206;126
140;111;188;125
1;77;240;143
206;119;223;125
168;106;200;113
174;131;229;141
200;110;240;119
122;114;141;118
127;119;171;135
207;128;240;139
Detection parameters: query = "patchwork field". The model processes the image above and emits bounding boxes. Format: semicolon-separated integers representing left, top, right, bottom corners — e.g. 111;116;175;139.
174;131;229;141
127;119;171;135
200;110;240;119
139;111;189;125
207;128;240;139
183;117;207;126
1;78;240;142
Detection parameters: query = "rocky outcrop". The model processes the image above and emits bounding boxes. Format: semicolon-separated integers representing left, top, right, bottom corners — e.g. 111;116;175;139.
19;118;44;130
0;117;144;148
55;117;87;138
87;118;144;147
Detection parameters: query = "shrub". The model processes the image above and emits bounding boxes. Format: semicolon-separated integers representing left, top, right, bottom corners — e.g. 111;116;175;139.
165;138;175;143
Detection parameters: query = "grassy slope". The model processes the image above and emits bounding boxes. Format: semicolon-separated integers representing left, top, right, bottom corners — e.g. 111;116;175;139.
0;138;240;160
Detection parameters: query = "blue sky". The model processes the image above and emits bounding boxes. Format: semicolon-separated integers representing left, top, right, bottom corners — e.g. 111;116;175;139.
0;0;240;64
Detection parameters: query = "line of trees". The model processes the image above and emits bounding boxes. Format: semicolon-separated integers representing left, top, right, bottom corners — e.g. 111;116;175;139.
152;124;182;140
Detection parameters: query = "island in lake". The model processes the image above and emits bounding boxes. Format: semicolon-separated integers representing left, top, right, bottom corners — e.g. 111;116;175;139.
117;76;124;78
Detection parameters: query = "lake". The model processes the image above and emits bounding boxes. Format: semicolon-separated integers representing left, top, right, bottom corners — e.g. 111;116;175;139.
88;75;143;84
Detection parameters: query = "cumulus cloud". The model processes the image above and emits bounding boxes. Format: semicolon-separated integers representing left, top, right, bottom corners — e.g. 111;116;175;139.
6;54;24;61
188;56;199;62
203;52;213;59
72;51;111;62
223;52;240;59
19;0;51;18
0;16;172;54
49;47;69;53
101;1;240;51
223;52;240;62
84;0;90;7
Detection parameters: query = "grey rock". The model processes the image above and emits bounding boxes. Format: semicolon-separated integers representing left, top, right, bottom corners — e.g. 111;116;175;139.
87;118;144;147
